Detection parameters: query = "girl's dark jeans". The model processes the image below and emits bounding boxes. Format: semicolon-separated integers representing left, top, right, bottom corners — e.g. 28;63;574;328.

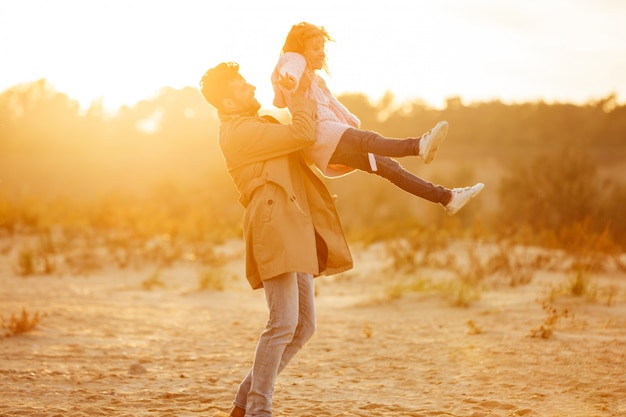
329;128;452;205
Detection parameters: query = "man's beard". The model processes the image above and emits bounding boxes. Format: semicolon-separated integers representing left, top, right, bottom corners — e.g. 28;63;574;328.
239;97;261;115
221;98;261;116
247;99;261;114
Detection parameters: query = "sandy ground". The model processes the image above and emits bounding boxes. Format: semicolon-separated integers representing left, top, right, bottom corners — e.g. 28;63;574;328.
2;240;626;417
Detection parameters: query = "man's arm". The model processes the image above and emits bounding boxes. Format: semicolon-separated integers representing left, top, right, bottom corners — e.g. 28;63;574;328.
221;77;317;167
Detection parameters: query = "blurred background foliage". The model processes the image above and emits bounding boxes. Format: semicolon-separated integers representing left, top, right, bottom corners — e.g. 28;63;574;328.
1;79;625;262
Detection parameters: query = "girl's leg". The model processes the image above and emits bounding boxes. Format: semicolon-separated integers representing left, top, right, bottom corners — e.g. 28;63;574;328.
335;128;420;158
329;150;452;205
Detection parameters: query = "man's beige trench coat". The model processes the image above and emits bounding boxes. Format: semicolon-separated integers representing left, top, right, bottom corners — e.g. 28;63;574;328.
218;96;353;289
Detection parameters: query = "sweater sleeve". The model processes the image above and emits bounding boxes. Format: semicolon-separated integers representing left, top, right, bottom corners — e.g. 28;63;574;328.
272;52;307;108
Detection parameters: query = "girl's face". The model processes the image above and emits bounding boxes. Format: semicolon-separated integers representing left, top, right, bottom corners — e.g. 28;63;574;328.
302;35;325;70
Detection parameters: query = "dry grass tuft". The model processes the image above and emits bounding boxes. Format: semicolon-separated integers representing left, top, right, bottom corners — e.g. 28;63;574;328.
142;270;166;290
1;307;44;337
197;269;226;291
529;302;569;339
466;319;483;335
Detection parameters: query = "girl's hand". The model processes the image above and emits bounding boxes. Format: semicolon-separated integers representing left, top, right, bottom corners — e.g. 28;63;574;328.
276;74;297;90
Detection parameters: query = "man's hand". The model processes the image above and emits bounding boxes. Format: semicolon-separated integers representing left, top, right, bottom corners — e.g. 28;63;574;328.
294;72;311;98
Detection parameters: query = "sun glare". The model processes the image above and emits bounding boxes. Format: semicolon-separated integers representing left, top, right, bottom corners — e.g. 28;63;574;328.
1;1;625;111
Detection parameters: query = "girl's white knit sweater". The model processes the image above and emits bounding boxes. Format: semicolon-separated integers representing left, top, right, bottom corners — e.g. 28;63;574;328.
272;52;360;178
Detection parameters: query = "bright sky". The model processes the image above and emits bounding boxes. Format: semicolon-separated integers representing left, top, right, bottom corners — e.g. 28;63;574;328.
1;0;625;111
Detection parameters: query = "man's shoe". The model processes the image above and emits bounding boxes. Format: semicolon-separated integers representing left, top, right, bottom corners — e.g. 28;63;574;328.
228;406;245;417
418;121;448;164
444;183;484;216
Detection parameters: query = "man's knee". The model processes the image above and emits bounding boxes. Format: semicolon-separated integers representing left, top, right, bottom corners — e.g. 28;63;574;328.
301;318;316;343
291;319;315;349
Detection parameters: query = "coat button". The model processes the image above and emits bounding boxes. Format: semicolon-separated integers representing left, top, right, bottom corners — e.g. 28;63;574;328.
267;199;273;205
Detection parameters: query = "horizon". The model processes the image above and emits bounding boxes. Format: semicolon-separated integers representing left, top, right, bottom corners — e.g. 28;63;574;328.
4;75;622;116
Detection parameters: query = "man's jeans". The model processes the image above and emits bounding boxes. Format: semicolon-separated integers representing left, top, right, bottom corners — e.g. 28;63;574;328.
330;128;451;204
233;272;316;417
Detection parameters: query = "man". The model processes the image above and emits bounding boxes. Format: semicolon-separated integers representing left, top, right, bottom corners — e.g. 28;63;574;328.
199;62;353;417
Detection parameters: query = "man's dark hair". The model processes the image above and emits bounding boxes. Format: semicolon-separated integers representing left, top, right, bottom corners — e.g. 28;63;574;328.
199;62;241;110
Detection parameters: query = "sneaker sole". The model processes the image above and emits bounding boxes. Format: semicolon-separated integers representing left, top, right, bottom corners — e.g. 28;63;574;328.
423;121;448;164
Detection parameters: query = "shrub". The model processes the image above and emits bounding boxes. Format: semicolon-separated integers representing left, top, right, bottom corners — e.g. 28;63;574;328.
498;147;600;233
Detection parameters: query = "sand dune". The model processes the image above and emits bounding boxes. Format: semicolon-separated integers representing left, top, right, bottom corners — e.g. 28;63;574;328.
2;241;626;417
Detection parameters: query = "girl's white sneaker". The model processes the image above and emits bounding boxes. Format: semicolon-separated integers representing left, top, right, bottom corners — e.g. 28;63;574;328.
444;183;485;216
418;120;449;164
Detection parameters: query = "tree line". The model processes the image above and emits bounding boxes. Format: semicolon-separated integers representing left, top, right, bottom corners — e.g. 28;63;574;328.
1;79;625;248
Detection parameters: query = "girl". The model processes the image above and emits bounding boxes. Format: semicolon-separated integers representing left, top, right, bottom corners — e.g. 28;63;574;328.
272;22;483;215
